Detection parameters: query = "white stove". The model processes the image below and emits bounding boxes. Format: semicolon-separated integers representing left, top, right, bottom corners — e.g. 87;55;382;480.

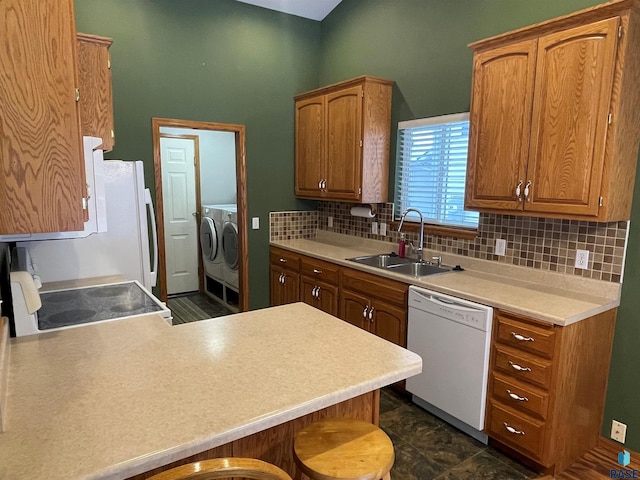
12;280;171;337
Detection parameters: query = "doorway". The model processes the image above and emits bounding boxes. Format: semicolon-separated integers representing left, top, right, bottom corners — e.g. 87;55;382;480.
152;118;248;312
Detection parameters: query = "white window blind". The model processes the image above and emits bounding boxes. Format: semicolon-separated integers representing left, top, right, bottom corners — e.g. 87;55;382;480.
394;112;479;229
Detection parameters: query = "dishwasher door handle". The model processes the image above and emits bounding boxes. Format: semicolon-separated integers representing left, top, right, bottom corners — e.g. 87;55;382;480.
422;295;485;312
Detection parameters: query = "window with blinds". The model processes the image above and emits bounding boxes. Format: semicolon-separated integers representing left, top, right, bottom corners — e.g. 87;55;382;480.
394;112;479;229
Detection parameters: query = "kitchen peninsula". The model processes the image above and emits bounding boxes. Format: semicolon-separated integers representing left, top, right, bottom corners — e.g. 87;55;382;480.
0;303;422;480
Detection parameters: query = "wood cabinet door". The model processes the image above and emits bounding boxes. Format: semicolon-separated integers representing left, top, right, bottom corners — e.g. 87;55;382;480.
77;34;115;152
370;299;406;347
339;290;370;331
526;18;619;216
0;0;85;234
465;39;537;212
270;266;299;306
295;96;325;198
301;277;338;316
325;86;363;200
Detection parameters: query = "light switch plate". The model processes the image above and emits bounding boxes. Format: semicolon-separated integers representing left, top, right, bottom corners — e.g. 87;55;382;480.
380;223;387;236
252;217;260;230
495;238;506;256
327;216;333;228
371;222;379;235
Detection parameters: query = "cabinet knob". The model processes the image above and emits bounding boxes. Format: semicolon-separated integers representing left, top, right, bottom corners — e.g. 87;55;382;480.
506;389;529;402
313;268;322;274
515;180;523;202
508;361;532;372
511;332;535;342
279;258;287;263
503;422;526;436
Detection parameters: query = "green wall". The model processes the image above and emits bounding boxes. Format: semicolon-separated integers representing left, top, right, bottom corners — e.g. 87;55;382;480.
75;0;640;452
74;0;320;309
320;0;640;452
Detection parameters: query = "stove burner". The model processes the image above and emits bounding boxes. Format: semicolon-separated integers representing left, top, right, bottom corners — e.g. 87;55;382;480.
41;309;97;330
46;292;81;302
91;286;131;297
111;303;145;313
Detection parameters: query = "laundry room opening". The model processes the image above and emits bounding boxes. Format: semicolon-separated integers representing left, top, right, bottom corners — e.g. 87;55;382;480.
152;118;248;313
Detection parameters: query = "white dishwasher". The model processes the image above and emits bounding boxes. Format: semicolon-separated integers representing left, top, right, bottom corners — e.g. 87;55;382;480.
406;285;493;443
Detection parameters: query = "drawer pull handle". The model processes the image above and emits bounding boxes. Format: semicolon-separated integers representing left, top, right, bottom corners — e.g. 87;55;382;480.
279;258;287;263
279;274;285;284
363;306;369;318
313;268;323;274
368;306;375;321
506;389;529;402
503;422;525;436
509;361;532;372
511;332;535;342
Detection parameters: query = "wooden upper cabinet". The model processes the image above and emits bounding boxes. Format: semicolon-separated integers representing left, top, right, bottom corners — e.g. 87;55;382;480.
0;0;86;234
465;39;536;210
294;76;393;203
295;96;324;196
466;1;640;221
77;33;115;152
527;19;618;216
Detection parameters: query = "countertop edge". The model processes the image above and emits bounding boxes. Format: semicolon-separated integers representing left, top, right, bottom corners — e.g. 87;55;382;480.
96;364;421;480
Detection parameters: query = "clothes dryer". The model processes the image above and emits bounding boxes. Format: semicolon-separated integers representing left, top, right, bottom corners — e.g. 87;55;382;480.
221;206;239;290
200;205;224;283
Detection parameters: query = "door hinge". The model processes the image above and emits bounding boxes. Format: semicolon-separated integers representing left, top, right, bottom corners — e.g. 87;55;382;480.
358;187;362;195
361;91;364;98
619;25;623;38
599;196;604;207
75;88;80;102
107;58;111;69
110;129;115;138
608;113;613;125
82;197;88;210
359;140;363;147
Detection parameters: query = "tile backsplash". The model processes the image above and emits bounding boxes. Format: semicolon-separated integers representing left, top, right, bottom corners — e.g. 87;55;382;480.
270;202;628;282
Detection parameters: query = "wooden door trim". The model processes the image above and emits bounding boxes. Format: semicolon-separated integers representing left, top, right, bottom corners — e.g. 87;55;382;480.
158;133;202;294
152;118;249;312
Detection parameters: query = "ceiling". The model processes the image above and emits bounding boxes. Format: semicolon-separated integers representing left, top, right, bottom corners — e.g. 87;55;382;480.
235;0;342;21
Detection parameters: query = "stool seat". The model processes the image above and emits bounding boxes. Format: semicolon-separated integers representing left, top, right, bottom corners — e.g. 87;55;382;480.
293;418;394;480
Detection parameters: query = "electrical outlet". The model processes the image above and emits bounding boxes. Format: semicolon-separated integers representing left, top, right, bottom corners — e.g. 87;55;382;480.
495;238;506;256
251;217;259;230
611;420;627;443
371;221;379;235
380;222;387;236
575;249;590;269
327;216;333;228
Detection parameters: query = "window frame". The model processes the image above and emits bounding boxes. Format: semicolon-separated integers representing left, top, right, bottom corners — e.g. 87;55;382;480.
393;112;479;238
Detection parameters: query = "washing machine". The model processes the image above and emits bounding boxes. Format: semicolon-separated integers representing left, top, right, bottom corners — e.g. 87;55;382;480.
221;206;239;290
200;205;224;283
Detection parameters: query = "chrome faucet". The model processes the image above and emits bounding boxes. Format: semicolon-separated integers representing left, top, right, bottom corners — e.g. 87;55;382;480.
397;208;425;263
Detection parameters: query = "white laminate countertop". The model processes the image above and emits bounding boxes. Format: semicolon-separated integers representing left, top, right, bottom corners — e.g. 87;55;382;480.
0;303;421;480
271;232;621;326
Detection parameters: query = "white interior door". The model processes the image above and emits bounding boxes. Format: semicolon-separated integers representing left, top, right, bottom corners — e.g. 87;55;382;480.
161;136;199;295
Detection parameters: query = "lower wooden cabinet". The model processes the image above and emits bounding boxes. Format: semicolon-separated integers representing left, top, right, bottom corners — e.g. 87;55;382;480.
339;267;407;347
269;247;408;348
486;309;616;474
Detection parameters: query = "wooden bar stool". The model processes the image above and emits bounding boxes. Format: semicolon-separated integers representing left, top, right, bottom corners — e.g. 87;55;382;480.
293;418;394;480
147;457;293;480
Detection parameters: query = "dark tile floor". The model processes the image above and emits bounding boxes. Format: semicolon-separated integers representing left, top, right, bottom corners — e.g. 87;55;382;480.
380;388;542;480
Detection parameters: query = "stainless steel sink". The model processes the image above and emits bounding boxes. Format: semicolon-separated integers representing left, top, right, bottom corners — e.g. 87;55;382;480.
386;262;451;277
346;254;452;277
347;254;412;268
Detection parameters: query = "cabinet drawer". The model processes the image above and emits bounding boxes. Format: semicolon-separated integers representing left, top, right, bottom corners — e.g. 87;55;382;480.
270;248;300;271
341;268;407;307
496;313;556;359
488;400;546;460
494;345;553;390
491;373;550;419
300;256;339;284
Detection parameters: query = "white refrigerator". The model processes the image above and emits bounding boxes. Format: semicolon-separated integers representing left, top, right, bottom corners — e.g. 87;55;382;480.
18;160;158;290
